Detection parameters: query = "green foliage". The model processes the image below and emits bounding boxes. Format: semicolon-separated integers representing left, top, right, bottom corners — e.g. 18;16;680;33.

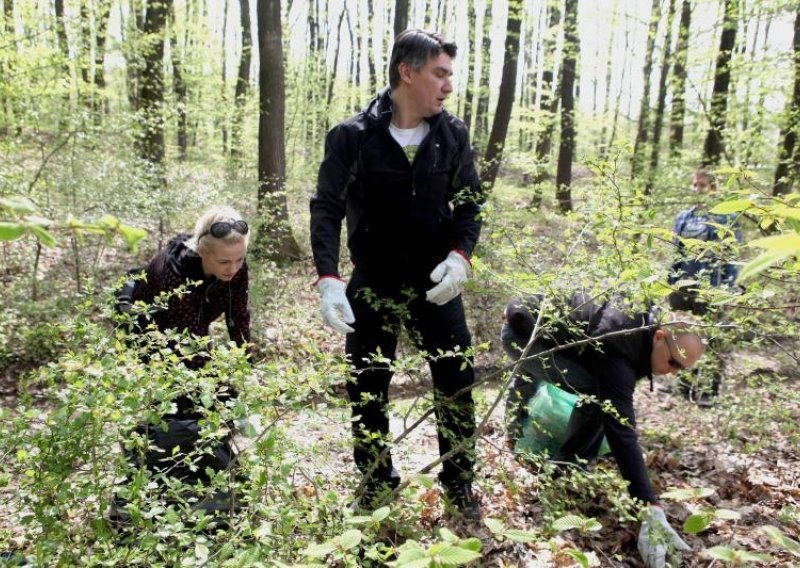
704;546;775;565
386;528;482;567
761;526;800;558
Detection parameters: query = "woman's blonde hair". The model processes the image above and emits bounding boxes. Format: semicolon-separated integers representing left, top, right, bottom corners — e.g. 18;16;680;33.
188;205;250;253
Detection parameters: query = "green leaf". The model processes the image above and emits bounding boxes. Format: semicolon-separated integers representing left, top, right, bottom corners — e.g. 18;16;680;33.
551;514;585;532
762;525;800;557
582;518;602;532
705;546;736;562
737;250;793;282
437;527;458;543
0;221;25;241
564;549;589;568
660;487;714;501
27;224;57;247
483;518;505;535
0;195;37;213
503;529;539;543
345;515;373;526
338;529;362;550
118;223;148;252
458;538;482;552
430;544;481;566
683;512;713;534
713;509;741;521
302;541;337;558
749;233;800;253
372;506;391;522
709;199;754;214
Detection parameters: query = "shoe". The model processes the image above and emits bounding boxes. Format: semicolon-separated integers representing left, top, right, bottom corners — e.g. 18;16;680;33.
442;482;481;521
694;392;715;409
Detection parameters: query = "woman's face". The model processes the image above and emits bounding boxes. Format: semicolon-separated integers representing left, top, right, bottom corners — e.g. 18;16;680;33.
199;239;247;281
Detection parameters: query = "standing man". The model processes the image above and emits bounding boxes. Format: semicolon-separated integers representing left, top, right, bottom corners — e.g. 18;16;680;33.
310;30;483;519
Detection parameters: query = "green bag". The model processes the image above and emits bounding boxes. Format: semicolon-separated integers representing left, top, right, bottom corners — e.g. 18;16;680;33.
515;382;610;457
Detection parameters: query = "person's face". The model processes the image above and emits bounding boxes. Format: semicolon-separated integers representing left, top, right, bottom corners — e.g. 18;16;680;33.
199;239;247;281
651;329;703;376
692;173;712;194
402;52;454;118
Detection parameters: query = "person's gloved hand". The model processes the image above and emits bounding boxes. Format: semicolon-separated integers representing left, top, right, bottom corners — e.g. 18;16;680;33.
425;250;471;306
316;277;355;334
638;505;691;568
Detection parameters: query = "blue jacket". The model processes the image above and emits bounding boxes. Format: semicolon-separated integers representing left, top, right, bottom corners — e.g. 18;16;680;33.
669;206;743;287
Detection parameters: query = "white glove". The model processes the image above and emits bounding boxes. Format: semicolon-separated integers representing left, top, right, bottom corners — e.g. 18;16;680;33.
425;251;471;306
638;505;691;568
316;277;355;334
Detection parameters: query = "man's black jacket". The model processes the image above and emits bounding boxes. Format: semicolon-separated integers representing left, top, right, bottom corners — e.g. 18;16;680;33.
310;88;483;279
506;293;659;503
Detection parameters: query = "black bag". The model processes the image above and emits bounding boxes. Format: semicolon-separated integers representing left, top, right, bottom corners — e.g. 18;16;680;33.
115;268;144;315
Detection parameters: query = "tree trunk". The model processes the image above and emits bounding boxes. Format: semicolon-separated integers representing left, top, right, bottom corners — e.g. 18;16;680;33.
669;0;691;155
366;0;376;95
94;0;111;118
743;14;771;165
645;0;677;193
137;0;170;191
231;0;252;160
79;0;92;105
531;0;561;206
256;0;302;261
631;0;661;179
462;0;477;132
54;0;69;62
702;0;738;167
773;9;800;196
597;2;617;158
474;0;492;153
482;0;522;192
169;2;188;160
124;0;146;111
605;24;630;158
393;0;409;37
555;0;578;213
1;0;14;135
220;0;229;155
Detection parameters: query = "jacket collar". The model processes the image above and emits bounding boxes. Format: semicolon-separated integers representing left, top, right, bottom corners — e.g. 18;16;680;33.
367;87;445;133
166;233;211;283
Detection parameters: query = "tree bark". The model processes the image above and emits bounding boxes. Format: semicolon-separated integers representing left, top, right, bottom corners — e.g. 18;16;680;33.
773;9;800;196
168;2;188;160
531;0;561;206
220;0;229;155
393;0;408;37
482;0;522;192
231;0;252;159
256;0;302;261
669;0;691;155
462;0;477;132
474;0;492;153
138;0;170;187
702;0;738;167
646;0;677;193
555;0;578;213
1;0;14;134
631;0;661;179
597;3;617;158
94;0;111;118
366;0;376;95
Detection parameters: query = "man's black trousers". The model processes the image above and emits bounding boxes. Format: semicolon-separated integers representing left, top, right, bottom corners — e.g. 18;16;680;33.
344;267;476;487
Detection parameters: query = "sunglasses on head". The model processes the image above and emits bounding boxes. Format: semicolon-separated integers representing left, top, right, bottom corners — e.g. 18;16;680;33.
199;220;249;240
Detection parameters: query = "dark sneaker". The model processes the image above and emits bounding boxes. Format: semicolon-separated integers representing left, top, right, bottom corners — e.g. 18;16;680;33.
442;483;481;521
694;392;715;409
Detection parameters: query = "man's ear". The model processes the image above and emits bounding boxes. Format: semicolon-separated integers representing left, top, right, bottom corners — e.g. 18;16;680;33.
398;61;414;84
653;328;665;343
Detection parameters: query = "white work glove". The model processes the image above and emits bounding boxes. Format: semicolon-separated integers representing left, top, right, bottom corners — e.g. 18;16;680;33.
425;250;471;306
316;277;355;334
638;505;691;568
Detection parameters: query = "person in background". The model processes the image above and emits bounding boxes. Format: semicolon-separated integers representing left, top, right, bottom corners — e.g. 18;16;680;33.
309;29;484;519
502;292;703;568
667;167;743;405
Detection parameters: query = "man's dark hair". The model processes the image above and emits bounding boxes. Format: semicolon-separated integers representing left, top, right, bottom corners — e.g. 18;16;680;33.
389;29;457;89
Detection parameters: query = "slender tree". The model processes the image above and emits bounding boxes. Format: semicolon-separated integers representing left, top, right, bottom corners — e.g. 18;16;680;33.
743;13;771;165
482;0;522;191
168;2;188;160
669;0;691;155
773;9;800;196
555;0;578;213
256;0;302;260
702;0;738;166
220;0;229;154
1;0;14;134
646;0;677;193
597;3;617;157
138;0;170;188
394;0;409;37
631;0;661;179
231;0;252;159
474;0;492;151
93;0;112;118
461;0;477;132
531;0;561;206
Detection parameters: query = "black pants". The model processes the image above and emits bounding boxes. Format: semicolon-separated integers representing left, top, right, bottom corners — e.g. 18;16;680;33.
345;267;476;486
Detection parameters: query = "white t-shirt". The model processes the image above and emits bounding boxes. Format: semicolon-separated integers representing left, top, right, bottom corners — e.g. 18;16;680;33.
389;121;430;163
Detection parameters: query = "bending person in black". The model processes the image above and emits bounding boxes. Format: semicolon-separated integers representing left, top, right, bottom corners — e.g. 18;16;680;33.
502;293;704;568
